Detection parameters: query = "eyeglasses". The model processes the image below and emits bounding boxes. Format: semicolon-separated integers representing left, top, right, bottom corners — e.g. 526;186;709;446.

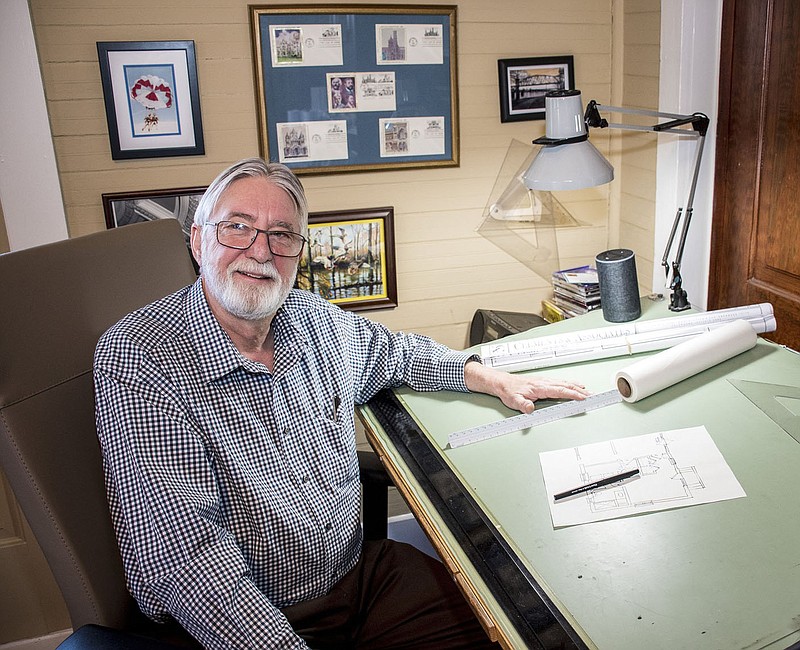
204;221;307;257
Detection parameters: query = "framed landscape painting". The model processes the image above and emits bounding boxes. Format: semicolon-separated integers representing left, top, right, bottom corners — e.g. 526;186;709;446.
295;206;397;311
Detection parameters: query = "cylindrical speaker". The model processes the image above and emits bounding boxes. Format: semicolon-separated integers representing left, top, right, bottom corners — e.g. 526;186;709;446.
595;249;641;322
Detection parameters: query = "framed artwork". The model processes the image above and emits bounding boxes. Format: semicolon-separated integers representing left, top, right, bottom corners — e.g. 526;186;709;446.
295;207;397;311
249;5;458;175
498;56;575;123
102;186;205;272
97;41;205;160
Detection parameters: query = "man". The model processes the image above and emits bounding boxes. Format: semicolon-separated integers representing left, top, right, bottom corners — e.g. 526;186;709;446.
94;158;589;648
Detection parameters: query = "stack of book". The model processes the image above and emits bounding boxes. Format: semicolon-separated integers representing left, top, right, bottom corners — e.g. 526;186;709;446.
542;265;601;322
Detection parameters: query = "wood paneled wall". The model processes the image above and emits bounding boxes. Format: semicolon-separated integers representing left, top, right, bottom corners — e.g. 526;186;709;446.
617;0;661;293
29;0;659;350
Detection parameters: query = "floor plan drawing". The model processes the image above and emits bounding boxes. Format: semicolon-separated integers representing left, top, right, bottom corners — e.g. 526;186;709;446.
540;426;746;527
575;433;706;513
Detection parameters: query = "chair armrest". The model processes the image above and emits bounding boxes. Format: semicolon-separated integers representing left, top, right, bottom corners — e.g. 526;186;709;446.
57;624;183;649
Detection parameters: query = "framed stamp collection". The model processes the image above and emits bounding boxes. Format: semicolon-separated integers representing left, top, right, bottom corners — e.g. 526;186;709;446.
249;5;458;175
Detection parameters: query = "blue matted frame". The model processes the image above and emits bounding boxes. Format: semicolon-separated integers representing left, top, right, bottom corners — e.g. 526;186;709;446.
249;4;458;175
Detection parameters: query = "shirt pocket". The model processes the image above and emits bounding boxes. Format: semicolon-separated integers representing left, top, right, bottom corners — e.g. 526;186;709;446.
299;415;358;491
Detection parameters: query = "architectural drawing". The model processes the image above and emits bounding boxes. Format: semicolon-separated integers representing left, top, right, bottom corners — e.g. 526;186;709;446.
573;433;705;513
540;426;746;527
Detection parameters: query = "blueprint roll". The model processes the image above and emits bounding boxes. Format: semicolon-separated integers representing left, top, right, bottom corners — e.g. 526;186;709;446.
615;319;758;403
596;249;641;322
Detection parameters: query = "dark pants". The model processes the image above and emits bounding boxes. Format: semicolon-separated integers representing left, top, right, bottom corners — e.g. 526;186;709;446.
281;539;496;650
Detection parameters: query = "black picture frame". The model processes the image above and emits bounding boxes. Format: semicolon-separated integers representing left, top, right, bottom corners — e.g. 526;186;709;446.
97;40;205;160
498;56;575;123
249;5;458;175
102;186;206;273
295;207;397;311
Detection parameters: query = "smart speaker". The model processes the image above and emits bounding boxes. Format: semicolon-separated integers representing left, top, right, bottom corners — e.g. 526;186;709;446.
595;249;641;322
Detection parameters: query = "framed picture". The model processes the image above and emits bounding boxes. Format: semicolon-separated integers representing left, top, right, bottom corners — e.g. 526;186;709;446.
97;41;205;160
102;186;205;272
498;56;575;123
249;5;458;175
295;207;397;311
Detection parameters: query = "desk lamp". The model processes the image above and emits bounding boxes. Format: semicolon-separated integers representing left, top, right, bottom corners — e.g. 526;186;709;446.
523;89;709;311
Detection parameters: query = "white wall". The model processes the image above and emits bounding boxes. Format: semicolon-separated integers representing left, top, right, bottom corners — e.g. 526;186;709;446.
0;0;68;251
655;0;722;310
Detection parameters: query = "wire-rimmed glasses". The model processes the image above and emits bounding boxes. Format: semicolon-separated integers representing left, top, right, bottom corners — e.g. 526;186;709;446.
205;221;306;257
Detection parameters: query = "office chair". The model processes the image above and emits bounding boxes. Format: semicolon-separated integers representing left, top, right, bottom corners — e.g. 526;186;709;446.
0;219;392;648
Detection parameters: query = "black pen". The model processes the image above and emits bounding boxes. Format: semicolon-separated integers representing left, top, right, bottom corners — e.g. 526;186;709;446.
553;468;640;502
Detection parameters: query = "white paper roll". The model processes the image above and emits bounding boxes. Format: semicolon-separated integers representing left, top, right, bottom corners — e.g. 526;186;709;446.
615;319;758;403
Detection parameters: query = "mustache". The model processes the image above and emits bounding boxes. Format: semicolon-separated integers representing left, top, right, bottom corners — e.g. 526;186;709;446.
228;260;279;278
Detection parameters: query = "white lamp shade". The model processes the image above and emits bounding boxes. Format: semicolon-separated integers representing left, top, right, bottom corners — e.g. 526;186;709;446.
545;90;586;139
522;140;614;190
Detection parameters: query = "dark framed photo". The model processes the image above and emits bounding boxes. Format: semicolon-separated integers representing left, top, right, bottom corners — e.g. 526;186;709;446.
498;56;575;123
295;207;397;311
102;186;206;272
97;41;205;160
249;5;458;175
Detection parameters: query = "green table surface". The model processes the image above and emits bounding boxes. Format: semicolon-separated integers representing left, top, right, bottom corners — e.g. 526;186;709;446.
371;300;800;650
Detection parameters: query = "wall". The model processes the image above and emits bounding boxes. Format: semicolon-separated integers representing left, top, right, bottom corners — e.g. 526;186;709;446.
0;0;68;252
615;0;661;294
29;0;621;350
656;0;722;310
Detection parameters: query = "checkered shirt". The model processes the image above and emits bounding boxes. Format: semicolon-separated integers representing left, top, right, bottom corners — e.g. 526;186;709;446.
93;279;473;648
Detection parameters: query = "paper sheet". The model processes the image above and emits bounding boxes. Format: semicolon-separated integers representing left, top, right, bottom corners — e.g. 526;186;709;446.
540;426;746;528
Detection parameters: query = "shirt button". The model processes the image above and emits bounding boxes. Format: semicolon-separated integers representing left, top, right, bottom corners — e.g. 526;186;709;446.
303;475;310;483
325;523;333;532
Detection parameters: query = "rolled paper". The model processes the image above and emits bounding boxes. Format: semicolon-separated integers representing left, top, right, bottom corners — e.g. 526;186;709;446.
615;319;758;403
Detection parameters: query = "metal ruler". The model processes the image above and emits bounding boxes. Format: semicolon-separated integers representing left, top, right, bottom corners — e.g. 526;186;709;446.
447;389;623;449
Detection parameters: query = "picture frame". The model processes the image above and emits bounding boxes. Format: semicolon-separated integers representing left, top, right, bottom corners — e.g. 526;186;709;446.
102;186;206;272
498;56;575;123
295;207;397;311
249;5;458;175
97;41;205;160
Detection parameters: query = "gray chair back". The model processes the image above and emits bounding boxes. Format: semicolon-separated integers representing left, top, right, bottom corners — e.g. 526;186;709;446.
0;220;197;633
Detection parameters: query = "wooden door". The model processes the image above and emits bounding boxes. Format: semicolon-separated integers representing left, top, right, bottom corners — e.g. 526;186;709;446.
0;471;70;643
709;0;800;350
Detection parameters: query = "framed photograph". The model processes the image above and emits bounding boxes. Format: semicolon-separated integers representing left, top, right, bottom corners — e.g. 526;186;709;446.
97;41;205;160
249;5;458;175
295;207;397;311
102;186;205;272
498;56;575;123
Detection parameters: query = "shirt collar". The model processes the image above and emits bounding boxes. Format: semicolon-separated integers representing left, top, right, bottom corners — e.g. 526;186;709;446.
184;279;310;383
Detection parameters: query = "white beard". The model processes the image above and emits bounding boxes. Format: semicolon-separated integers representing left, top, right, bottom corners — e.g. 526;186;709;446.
202;242;295;321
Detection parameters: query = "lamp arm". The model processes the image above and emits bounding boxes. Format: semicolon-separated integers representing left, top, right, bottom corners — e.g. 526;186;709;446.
586;100;710;311
588;102;710;136
658;127;707;311
669;132;707;271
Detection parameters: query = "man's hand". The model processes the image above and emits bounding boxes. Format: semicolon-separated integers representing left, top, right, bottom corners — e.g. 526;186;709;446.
464;360;590;414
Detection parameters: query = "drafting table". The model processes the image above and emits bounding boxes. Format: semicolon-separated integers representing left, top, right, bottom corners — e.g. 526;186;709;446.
358;300;800;649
